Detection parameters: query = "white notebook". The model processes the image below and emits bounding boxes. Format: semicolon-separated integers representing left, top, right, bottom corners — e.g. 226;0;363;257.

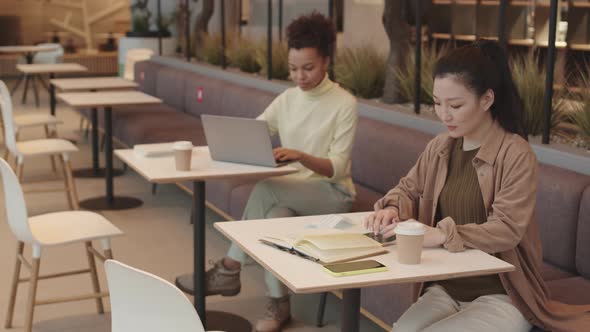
133;142;177;157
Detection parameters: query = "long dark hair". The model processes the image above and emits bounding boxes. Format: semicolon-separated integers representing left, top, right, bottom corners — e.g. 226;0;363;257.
433;40;527;138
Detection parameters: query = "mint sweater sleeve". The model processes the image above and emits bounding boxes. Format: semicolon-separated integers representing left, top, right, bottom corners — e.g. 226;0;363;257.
257;93;282;136
328;100;358;181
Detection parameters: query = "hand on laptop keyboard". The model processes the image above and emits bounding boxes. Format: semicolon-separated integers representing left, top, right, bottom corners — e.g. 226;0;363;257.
273;147;302;163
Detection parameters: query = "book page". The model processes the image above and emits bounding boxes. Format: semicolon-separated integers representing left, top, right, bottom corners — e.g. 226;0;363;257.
259;233;299;249
298;233;382;250
296;242;386;264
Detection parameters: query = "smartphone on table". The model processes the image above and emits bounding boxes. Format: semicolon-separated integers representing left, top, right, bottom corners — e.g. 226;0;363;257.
364;232;396;246
323;259;388;277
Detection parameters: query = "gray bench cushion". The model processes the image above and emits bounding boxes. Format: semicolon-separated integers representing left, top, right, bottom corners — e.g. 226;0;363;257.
536;165;590;273
540;262;575;281
184;72;226;117
351;117;432;194
219;84;276;119
155;67;187;112
576;186;590;279
546;276;590;305
134;60;162;95
352;184;382;213
111;105;202;146
361;284;413;327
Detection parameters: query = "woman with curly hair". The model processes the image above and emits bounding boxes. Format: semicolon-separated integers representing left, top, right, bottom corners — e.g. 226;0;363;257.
205;12;357;332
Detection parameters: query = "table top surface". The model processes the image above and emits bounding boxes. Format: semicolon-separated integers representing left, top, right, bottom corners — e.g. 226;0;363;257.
17;63;88;73
115;146;298;183
0;45;60;53
214;212;515;294
57;90;162;108
50;77;138;91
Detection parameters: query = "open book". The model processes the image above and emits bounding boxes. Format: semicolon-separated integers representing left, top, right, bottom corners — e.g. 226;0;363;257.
259;231;388;264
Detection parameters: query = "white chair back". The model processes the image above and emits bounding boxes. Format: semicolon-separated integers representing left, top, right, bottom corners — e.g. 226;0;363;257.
0;81;18;153
105;260;206;332
124;48;153;81
33;43;64;64
0;158;35;244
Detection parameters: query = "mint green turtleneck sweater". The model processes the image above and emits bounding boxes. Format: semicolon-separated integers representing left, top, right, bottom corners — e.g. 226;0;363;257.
257;74;358;197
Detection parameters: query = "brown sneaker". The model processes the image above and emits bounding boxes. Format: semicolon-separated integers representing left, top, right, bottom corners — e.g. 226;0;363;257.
255;296;291;332
205;259;241;296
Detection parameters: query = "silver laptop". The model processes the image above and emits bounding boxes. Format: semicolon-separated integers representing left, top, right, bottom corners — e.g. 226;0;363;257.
201;114;292;167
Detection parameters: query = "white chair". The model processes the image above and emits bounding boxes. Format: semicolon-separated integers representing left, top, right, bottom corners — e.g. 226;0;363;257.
0;80;62;151
123;48;154;81
1;158;124;332
32;43;64;64
0;81;79;209
105;260;223;332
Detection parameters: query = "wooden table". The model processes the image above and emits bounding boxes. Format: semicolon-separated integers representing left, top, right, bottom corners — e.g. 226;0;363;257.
115;146;298;331
58;91;162;210
0;45;59;63
50;77;138;178
0;46;60;106
15;63;88;107
215;212;515;332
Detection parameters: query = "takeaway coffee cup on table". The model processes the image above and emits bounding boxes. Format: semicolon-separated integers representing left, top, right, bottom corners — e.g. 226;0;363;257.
394;220;425;265
173;141;193;171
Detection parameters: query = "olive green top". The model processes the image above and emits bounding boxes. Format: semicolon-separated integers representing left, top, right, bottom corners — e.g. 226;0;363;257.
434;138;506;302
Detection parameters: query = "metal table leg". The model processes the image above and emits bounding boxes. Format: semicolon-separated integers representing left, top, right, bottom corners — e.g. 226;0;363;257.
49;77;56;116
342;288;361;332
79;106;142;210
175;181;252;331
73;107;124;178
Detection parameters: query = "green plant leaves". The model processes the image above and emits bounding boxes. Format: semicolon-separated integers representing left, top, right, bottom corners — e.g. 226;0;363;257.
335;46;386;99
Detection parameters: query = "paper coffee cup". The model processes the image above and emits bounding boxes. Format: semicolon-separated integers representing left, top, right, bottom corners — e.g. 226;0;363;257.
173;141;193;171
395;220;425;265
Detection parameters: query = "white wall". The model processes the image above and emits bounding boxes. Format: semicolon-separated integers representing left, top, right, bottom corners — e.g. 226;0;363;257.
240;0;329;41
342;0;388;54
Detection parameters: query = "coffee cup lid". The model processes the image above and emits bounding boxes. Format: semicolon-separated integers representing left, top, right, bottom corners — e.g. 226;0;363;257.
395;220;425;236
173;141;193;150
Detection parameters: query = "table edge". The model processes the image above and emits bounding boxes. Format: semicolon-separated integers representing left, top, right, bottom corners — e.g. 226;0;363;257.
214;222;515;294
114;149;298;184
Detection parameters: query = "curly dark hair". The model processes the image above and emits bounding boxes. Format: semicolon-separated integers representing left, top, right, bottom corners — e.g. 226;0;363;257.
286;11;336;58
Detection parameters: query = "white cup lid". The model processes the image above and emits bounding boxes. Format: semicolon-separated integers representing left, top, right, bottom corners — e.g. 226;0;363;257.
395;220;425;236
173;141;193;150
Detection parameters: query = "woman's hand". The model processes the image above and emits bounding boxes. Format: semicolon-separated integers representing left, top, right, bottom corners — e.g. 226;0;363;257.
363;208;399;236
364;209;446;247
422;225;446;247
273;147;303;162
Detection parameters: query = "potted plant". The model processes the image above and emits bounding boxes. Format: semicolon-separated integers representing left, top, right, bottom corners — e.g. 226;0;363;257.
127;0;171;38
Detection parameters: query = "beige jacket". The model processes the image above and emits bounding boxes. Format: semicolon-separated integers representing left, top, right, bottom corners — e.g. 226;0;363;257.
375;121;590;331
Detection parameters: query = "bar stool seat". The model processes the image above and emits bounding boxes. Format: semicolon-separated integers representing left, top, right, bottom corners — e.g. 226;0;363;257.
15;138;77;157
14;113;61;129
29;211;123;246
